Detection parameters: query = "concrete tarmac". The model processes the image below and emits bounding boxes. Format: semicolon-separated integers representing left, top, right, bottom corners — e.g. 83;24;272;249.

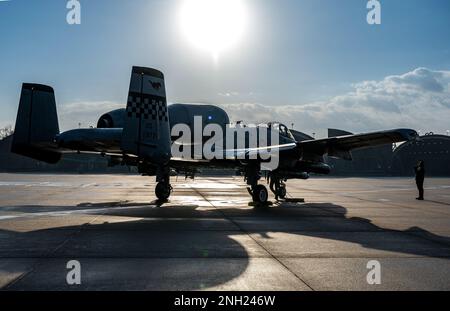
0;173;449;290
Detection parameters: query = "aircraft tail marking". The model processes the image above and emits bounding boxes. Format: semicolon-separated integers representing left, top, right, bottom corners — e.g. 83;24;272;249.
121;67;171;164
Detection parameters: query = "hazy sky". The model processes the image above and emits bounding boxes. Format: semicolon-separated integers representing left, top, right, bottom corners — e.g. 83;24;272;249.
0;0;449;136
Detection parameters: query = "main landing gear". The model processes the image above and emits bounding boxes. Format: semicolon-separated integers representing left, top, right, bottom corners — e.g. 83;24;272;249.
155;182;172;201
252;184;269;203
155;166;172;201
269;175;287;201
245;169;289;204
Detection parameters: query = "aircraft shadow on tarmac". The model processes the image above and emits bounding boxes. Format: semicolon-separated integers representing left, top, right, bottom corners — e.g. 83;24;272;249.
0;201;449;290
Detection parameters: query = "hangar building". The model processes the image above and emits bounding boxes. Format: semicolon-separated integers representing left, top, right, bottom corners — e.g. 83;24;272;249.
390;133;450;176
325;129;393;176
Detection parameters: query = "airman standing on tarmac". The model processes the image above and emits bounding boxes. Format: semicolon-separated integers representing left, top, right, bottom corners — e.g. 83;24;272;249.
414;160;425;200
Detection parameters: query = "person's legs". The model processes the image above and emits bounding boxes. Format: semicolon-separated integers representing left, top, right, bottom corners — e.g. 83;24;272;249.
416;180;424;200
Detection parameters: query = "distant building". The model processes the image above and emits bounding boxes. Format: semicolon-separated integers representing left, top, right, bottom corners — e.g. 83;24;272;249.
0;135;44;171
0;135;133;173
391;133;450;176
324;129;393;176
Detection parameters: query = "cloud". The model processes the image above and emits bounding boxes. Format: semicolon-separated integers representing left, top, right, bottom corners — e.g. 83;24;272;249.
59;101;122;130
220;67;450;135
55;67;449;137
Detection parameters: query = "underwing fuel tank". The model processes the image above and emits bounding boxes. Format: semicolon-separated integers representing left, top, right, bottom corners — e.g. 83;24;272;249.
295;161;331;175
271;161;330;180
276;171;310;180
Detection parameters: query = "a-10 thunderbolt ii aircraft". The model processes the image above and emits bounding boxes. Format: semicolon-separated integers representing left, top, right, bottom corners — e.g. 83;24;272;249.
11;66;418;203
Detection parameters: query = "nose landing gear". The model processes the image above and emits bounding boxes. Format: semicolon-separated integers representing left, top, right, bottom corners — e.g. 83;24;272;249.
244;163;270;204
252;184;269;203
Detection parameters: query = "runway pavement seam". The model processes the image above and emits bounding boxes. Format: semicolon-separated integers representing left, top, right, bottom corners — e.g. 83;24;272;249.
295;187;450;217
353;195;450;215
0;260;37;290
294;187;450;251
2;211;105;290
192;179;316;291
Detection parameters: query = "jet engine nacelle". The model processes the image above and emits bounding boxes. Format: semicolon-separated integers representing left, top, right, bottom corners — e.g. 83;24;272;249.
97;108;126;128
97;104;230;132
168;104;229;132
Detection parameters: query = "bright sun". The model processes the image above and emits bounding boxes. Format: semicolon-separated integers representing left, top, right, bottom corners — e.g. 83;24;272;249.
179;0;247;57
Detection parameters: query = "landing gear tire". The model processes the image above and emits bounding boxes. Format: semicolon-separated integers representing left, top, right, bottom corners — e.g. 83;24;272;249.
155;182;172;201
253;185;269;204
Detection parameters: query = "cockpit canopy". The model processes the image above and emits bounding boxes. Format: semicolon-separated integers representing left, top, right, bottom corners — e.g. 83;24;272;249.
267;122;295;141
231;121;296;142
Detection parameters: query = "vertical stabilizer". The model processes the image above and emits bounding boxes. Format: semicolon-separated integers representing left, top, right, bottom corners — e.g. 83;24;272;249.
121;67;171;164
11;83;61;163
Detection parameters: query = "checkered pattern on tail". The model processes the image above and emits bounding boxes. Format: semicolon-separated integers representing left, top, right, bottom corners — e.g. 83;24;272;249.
126;95;168;121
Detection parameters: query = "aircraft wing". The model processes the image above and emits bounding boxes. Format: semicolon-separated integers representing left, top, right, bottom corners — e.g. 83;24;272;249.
223;142;298;159
298;128;418;160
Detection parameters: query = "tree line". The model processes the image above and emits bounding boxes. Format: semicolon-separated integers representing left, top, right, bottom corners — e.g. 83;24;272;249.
0;125;13;140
